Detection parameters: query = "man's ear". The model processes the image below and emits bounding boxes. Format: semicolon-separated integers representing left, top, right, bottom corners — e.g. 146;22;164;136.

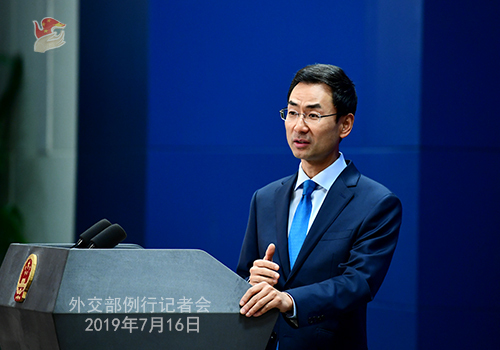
339;113;354;138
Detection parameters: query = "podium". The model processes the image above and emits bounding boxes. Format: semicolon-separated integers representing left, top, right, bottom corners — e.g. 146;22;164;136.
0;244;278;350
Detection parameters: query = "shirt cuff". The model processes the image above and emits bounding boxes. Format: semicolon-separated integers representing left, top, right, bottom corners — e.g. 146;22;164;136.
284;292;297;318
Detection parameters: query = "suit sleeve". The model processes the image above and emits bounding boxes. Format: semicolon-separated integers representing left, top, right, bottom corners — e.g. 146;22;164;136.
286;193;402;328
236;191;260;280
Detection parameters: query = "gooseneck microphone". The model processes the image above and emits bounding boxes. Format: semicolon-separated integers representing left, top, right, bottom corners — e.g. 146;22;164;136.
88;224;127;249
72;219;111;248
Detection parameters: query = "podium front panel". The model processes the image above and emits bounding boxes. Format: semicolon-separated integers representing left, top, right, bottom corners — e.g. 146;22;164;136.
0;244;278;350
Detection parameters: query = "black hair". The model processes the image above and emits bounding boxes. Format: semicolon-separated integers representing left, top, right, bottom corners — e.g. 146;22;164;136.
287;64;357;121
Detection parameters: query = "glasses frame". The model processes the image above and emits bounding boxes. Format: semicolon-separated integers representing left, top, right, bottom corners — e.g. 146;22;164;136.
279;108;337;124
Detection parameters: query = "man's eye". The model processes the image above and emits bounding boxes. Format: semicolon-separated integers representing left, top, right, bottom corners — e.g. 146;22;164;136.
308;114;321;120
288;110;299;116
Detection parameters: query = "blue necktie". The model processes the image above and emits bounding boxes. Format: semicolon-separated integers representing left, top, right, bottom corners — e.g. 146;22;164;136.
288;179;317;268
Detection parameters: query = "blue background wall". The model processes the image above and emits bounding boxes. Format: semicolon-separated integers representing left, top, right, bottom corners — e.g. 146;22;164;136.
77;1;499;348
77;0;149;247
419;1;500;348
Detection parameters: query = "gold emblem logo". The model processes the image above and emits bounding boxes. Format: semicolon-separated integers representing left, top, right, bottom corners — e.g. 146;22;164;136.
14;254;38;303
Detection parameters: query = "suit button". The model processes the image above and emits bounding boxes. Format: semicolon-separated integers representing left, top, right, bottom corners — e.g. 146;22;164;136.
270;332;277;340
308;318;314;324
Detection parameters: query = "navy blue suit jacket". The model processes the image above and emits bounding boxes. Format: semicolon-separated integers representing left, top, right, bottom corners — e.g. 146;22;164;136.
237;161;402;350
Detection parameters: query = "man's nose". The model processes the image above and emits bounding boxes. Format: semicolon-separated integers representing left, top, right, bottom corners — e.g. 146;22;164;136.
293;114;309;132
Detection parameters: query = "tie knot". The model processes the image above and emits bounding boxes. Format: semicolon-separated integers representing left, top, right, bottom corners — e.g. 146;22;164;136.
302;180;316;197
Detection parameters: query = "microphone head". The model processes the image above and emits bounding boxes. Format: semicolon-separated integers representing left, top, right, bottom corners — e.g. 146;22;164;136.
73;219;111;248
89;224;127;249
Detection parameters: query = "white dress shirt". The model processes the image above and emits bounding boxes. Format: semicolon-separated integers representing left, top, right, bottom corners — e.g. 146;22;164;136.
287;153;347;236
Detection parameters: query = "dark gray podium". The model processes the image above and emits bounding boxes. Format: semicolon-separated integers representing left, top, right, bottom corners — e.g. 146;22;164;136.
0;244;278;350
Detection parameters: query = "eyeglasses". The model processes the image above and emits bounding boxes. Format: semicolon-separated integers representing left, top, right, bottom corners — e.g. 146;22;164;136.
279;108;337;124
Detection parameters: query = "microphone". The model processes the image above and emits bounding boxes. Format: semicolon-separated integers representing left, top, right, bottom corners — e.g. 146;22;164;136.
72;219;111;248
88;224;127;249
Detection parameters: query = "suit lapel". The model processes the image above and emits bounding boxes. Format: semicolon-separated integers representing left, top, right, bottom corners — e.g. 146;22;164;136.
285;162;359;283
275;173;297;279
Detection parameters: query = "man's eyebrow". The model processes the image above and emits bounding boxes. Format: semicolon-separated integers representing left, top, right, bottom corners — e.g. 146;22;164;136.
287;100;322;109
306;103;322;109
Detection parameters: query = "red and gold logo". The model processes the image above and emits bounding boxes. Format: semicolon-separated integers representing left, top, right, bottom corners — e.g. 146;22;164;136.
33;17;66;53
14;254;38;303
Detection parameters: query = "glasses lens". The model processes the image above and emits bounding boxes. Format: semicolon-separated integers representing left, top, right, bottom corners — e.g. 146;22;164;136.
307;113;321;123
280;108;287;120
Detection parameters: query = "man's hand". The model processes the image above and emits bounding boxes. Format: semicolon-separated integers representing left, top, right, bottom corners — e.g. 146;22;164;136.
239;282;293;317
248;243;280;286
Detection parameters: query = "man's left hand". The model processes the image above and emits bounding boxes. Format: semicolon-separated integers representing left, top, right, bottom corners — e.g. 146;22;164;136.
239;282;293;317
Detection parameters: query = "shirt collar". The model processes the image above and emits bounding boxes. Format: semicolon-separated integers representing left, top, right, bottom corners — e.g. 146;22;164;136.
295;153;347;191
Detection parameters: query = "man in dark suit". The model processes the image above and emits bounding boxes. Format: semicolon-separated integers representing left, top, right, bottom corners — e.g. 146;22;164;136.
237;64;402;350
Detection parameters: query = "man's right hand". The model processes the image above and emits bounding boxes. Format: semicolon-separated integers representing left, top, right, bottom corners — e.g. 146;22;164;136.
248;243;280;286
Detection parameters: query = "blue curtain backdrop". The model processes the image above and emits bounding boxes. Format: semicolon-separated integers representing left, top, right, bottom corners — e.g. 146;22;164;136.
77;1;500;349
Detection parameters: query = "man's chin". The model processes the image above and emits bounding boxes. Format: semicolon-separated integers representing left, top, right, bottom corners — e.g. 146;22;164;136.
291;150;308;160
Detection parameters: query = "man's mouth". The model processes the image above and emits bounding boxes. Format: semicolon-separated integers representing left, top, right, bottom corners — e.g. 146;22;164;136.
293;138;310;148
